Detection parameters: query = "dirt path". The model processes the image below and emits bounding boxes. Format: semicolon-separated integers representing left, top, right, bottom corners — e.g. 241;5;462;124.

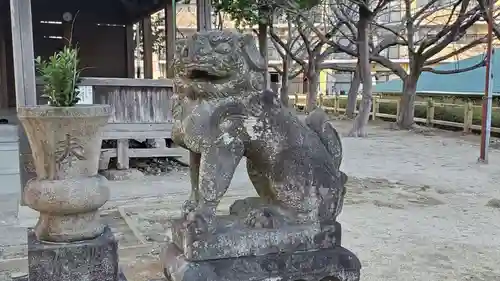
116;121;500;280
333;120;500;281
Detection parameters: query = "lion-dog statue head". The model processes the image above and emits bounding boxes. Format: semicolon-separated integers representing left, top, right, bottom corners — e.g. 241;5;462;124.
174;30;266;101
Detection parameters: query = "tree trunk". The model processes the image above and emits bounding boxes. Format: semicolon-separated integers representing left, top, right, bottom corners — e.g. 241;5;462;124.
305;68;319;113
348;8;372;137
346;64;361;118
397;0;418;130
280;59;289;107
397;75;418;129
302;75;308;94
258;23;269;89
280;15;293;107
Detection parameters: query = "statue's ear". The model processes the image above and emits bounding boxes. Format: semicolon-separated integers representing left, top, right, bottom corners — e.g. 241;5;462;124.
239;34;266;71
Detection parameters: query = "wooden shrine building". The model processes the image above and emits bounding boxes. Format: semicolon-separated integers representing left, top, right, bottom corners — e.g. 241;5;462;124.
0;0;182;209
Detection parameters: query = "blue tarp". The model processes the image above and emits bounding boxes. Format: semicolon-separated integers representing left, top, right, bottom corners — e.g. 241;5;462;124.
373;49;500;96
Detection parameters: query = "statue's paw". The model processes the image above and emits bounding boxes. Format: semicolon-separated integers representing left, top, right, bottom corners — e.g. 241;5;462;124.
183;211;209;243
181;200;197;218
244;208;274;229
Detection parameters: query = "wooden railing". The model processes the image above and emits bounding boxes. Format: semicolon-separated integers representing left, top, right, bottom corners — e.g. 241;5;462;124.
36;77;183;170
290;94;500;133
36;77;176;124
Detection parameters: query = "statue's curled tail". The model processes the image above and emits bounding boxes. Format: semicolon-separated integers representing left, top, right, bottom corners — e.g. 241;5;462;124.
305;108;347;219
305;108;343;169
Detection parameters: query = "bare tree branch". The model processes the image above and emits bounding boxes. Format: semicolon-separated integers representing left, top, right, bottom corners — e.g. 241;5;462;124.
319;63;357;71
424;36;487;65
269;27;307;67
422;59;486;74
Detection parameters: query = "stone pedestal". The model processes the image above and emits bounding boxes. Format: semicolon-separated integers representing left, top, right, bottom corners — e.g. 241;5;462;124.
28;226;125;281
170;214;342;261
162;198;361;281
162;231;360;281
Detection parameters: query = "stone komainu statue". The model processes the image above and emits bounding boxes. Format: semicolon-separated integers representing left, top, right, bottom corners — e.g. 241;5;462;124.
171;29;347;228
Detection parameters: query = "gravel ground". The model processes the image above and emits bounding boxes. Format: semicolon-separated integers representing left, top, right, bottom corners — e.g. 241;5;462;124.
2;120;500;281
334;120;500;281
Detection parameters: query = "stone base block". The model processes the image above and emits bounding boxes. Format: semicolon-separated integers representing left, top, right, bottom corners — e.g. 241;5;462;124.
162;242;361;281
172;197;342;261
101;169;144;181
28;226;122;281
171;217;341;261
10;271;127;281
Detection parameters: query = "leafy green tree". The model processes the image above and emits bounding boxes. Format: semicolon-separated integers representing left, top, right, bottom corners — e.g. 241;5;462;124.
211;0;321;87
211;0;318;27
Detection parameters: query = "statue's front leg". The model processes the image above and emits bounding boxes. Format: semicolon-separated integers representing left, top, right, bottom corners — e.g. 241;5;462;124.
182;151;201;217
197;135;245;225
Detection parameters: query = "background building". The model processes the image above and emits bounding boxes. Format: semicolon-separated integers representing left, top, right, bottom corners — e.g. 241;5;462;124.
136;0;497;96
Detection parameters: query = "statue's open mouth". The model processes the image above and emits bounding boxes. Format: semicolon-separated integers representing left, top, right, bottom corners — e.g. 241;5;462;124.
187;69;228;81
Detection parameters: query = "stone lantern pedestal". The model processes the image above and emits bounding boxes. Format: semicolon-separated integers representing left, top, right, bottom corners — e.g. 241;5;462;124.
18;105;125;281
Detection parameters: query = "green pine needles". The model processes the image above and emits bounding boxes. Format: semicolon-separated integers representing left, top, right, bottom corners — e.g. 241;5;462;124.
35;45;82;107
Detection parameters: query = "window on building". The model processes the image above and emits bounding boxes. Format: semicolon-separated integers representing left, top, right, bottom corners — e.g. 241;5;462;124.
376;72;391;83
390;9;402;22
273;14;288;25
416;0;429;7
377;1;402;23
388;46;400;59
438;0;455;7
417;0;454;7
378;9;389;23
267;38;281;60
456;33;483;44
310;6;324;23
332;72;353;94
418;27;439;42
380;48;389;57
379;45;399;59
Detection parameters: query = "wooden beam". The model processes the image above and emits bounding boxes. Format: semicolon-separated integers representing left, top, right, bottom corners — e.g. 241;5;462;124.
101;147;186;159
36;77;174;87
141;17;153;79
10;0;36;107
136;20;143;78
101;123;174;140
0;26;8;109
165;0;175;78
196;0;212;31
10;0;37;206
125;24;135;78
